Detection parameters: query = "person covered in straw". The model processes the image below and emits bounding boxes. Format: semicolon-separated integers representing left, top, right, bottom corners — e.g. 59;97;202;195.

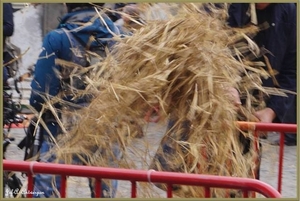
29;3;121;198
227;3;297;146
145;3;285;197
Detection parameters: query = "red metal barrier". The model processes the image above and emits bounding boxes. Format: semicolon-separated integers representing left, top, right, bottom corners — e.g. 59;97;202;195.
3;160;281;198
4;122;297;197
237;121;297;194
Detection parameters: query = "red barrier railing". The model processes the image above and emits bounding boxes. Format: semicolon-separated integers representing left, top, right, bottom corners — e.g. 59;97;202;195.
237;121;297;194
3;160;281;198
4;121;296;197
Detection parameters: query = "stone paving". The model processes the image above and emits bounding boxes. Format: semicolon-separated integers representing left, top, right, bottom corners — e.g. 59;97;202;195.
4;122;297;198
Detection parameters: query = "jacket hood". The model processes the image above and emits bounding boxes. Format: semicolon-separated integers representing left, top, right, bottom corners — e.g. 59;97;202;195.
57;8;119;48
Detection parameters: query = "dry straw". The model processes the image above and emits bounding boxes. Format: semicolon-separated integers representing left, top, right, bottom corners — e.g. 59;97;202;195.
32;3;289;198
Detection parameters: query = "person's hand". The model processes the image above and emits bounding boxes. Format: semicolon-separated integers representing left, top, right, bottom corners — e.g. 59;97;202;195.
226;87;242;111
254;107;276;139
254;107;276;123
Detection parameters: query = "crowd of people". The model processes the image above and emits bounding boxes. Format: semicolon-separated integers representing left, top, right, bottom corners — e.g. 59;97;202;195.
2;3;297;198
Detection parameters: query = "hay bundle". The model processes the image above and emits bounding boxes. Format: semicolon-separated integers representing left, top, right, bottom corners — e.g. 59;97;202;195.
37;3;285;198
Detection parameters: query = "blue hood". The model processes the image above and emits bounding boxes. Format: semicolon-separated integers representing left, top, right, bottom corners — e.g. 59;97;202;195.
57;8;118;48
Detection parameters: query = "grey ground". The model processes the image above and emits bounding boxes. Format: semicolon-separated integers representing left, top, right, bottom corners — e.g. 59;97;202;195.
4;122;297;198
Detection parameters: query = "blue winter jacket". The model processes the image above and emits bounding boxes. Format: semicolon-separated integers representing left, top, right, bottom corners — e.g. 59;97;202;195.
227;3;296;124
30;8;119;112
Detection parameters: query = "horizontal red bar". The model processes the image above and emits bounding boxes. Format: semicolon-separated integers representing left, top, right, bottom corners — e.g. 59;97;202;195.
237;121;297;133
3;160;281;198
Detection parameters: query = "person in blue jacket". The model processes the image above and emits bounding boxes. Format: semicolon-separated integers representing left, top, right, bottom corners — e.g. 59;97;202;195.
227;3;297;146
30;3;121;198
3;3;14;87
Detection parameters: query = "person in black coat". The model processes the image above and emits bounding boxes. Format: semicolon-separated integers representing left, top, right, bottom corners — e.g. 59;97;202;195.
227;3;297;146
3;3;14;86
3;3;14;47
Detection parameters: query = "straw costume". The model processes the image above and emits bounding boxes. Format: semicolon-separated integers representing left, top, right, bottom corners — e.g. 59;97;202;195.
33;3;289;198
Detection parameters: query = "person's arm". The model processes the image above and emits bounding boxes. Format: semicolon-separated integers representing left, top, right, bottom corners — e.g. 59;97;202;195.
264;49;296;123
3;3;14;37
255;4;296;123
30;31;62;112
